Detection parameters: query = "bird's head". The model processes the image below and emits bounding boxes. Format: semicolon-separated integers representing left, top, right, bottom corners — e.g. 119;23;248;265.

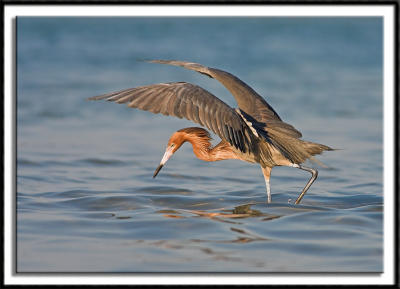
153;131;185;178
153;127;211;178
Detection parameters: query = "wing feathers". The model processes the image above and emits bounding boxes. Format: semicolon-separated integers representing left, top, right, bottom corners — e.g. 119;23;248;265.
90;61;307;160
89;82;254;154
148;60;303;140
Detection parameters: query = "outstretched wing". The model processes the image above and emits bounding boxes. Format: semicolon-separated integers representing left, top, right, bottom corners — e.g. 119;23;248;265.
148;60;302;138
88;82;256;154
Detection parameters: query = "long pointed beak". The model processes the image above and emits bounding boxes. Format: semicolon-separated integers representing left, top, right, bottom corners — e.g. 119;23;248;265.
153;164;163;178
153;147;174;178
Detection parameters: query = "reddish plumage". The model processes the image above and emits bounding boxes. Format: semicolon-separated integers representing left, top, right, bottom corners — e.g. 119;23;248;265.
168;127;240;162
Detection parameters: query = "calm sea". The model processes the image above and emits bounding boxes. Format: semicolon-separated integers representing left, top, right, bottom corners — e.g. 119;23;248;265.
17;17;383;272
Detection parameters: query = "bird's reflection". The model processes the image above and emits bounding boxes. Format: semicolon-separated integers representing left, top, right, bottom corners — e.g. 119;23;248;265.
160;203;281;223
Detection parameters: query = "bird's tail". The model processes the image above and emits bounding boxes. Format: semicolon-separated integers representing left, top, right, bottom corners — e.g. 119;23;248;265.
302;141;333;156
301;141;334;168
258;126;334;168
259;129;334;167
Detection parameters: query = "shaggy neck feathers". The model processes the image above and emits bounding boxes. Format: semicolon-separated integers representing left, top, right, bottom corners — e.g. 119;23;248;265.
170;127;238;162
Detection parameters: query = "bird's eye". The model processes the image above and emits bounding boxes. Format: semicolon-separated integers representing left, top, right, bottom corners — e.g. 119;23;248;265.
170;144;175;148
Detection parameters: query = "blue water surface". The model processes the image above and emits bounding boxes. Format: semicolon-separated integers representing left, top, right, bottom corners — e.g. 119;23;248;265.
17;17;383;272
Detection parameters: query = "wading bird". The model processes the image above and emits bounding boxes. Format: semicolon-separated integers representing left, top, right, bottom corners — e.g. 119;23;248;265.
89;60;332;204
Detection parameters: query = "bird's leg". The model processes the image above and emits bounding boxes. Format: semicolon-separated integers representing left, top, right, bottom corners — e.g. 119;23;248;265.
291;164;318;204
261;166;272;203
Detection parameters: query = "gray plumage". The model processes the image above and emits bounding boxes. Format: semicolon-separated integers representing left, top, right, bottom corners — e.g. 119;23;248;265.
89;60;331;167
90;81;257;155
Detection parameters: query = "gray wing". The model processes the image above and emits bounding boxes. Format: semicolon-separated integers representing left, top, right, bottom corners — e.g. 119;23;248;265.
88;82;256;153
148;60;302;138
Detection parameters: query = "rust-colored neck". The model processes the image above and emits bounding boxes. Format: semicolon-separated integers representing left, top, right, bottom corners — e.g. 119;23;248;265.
170;127;239;162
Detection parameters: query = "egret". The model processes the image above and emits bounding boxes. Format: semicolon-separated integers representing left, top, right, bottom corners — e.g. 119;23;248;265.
89;60;333;204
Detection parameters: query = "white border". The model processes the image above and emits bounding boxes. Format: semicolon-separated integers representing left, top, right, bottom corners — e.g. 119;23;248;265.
4;4;395;286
